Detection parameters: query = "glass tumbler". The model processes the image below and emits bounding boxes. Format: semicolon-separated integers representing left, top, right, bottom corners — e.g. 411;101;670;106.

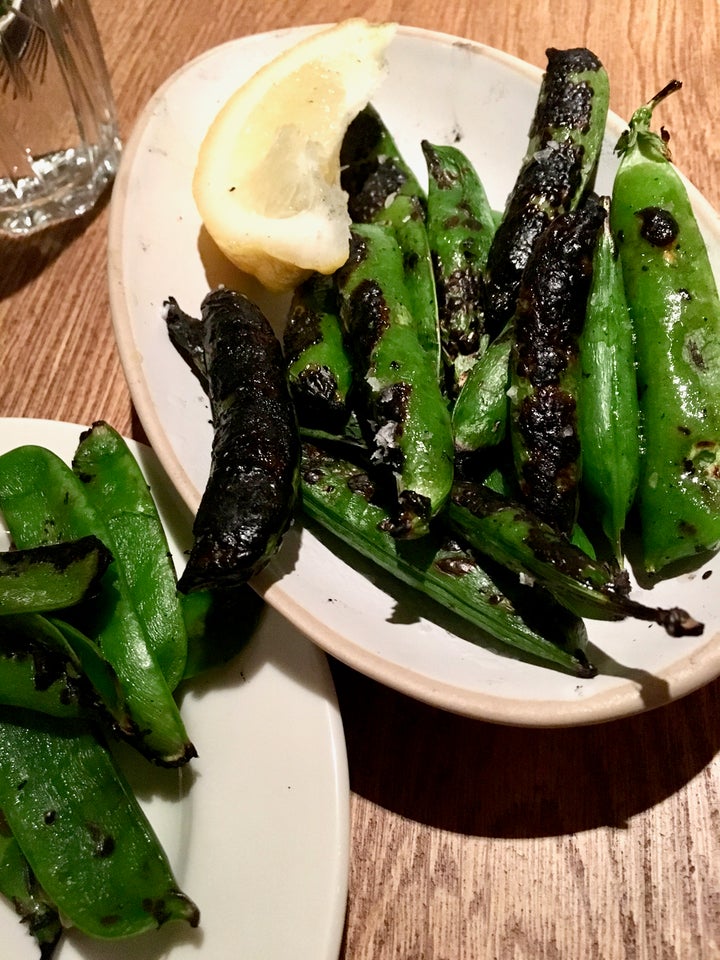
0;0;121;237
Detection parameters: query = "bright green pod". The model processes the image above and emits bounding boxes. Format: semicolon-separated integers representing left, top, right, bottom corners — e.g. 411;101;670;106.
610;81;720;576
452;322;513;453
283;272;354;435
422;140;497;394
0;828;62;958
337;223;454;538
578;196;640;561
300;443;594;676
340;105;441;376
0;709;199;940
0;445;194;767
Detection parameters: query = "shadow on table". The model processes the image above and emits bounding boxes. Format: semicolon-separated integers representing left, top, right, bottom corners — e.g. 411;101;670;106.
332;659;720;838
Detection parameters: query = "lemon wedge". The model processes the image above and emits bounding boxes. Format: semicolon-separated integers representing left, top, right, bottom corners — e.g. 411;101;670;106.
192;19;397;292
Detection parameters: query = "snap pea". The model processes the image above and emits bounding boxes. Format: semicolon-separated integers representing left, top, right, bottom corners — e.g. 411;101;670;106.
340;104;441;376
0;825;61;959
283;272;354;435
484;47;609;335
337;223;454;538
421;140;496;395
508;197;606;535
72;421;188;690
0;708;199;941
578;195;640;561
452;321;513;453
301;442;594;676
449;481;702;635
0;536;111;616
610;81;720;576
0;445;195;767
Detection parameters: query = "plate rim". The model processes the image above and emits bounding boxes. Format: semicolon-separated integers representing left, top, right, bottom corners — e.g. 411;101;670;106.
107;24;720;729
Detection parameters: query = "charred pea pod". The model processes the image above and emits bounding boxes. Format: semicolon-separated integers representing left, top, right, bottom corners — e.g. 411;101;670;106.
452;321;513;453
449;481;702;635
283;272;354;435
0;445;195;767
301;443;594;676
340;105;441;376
484;47;609;335
610;81;720;576
337;223;454;538
578;196;640;561
0;536;111;616
72;421;188;691
508;198;606;535
0;709;199;941
166;288;301;592
0;828;61;959
421;140;496;394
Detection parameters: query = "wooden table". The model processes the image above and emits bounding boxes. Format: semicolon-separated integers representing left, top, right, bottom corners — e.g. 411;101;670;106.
2;1;719;957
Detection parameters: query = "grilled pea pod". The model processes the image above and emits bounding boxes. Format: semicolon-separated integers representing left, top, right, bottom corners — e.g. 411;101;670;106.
485;47;609;335
0;445;194;767
0;536;111;616
340;105;441;375
166;288;301;592
0;828;61;959
0;709;199;941
301;443;594;676
337;223;454;538
449;481;702;635
508;198;606;535
452;321;513;453
578;196;640;560
610;81;720;576
422;140;496;395
283;272;354;435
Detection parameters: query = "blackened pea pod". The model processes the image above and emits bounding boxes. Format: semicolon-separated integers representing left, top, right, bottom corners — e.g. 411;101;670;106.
451;321;513;453
484;47;609;335
301;443;594;677
283;272;354;435
421;140;497;395
0;445;195;767
508;198;606;535
340;105;441;376
449;481;703;635
0;709;199;940
610;81;720;576
72;421;188;691
578;196;640;561
337;223;454;538
0;829;61;959
174;288;301;592
0;536;111;616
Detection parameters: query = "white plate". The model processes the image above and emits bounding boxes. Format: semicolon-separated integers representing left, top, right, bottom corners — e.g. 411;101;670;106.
0;418;349;960
108;25;720;727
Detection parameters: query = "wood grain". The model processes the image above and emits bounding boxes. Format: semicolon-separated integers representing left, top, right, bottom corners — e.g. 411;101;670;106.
1;2;719;958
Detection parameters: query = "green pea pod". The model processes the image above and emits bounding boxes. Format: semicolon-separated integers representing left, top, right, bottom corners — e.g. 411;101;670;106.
421;140;496;395
72;421;188;690
0;709;199;940
301;443;594;676
449;481;703;635
340;105;441;376
452;321;513;453
610;81;720;576
283;272;354;435
0;826;62;959
578;195;640;561
509;198;606;535
0;445;195;767
0;536;111;615
337;223;454;538
485;47;609;334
